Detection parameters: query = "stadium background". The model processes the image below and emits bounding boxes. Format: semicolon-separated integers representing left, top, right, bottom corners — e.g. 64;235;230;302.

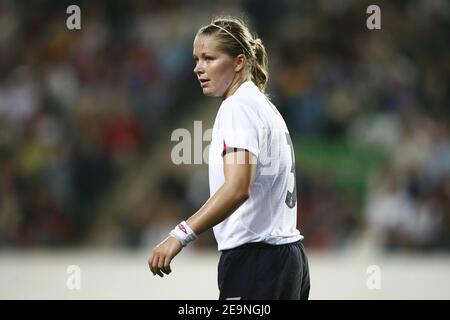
0;0;449;299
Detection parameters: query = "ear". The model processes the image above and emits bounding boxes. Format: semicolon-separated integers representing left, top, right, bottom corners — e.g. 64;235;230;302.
234;54;246;72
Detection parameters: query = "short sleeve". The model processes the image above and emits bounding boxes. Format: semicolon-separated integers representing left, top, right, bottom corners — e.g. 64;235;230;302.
217;101;261;158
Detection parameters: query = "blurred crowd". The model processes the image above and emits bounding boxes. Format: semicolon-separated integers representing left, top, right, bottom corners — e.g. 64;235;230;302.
0;0;448;251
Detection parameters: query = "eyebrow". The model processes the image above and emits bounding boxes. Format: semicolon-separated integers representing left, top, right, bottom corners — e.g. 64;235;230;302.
193;52;215;59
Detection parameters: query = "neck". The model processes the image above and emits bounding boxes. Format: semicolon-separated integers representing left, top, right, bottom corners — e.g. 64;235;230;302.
222;74;250;100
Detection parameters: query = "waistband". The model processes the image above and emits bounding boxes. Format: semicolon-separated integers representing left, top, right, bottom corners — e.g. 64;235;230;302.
221;239;302;253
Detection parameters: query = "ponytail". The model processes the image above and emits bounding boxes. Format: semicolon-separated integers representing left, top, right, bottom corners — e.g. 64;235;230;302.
251;38;269;93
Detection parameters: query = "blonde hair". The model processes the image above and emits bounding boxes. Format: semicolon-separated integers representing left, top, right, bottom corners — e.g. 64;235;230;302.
197;17;269;93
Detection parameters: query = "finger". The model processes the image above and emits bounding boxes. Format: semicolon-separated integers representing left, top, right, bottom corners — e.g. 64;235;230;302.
158;254;164;269
151;253;159;276
162;256;172;275
148;255;156;275
153;255;164;277
165;256;172;274
157;255;166;277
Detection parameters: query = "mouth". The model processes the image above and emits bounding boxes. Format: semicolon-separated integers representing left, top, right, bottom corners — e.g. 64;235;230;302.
199;79;210;88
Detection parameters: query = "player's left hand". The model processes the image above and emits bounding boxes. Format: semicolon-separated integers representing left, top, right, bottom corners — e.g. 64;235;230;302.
148;235;183;277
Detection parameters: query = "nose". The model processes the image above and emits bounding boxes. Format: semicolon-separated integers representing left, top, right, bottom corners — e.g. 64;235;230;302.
194;61;205;75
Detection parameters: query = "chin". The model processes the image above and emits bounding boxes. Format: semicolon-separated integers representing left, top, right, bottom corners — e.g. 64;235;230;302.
201;84;223;97
202;88;216;97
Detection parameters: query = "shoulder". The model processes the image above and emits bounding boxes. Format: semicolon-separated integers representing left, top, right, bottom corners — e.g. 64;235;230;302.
233;81;263;105
217;81;266;125
219;92;261;118
218;97;259;125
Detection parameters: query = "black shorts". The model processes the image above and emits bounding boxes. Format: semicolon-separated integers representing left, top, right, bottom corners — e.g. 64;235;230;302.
218;240;310;300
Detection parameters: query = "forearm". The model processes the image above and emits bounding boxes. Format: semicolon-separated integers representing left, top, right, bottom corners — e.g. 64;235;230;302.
186;183;249;235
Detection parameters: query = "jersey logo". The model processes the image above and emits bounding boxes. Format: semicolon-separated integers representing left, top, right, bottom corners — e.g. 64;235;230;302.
178;224;187;234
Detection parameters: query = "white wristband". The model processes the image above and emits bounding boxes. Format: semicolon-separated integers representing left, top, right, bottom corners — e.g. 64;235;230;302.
170;221;198;247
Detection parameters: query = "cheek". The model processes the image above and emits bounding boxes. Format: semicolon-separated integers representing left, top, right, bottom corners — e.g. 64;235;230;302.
210;63;234;93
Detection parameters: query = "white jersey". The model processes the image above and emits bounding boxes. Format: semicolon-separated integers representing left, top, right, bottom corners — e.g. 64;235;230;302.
209;81;303;251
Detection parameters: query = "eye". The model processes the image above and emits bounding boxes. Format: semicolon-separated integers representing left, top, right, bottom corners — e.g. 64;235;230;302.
205;56;214;61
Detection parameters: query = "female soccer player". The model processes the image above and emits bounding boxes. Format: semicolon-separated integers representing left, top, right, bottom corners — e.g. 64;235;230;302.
148;17;310;300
